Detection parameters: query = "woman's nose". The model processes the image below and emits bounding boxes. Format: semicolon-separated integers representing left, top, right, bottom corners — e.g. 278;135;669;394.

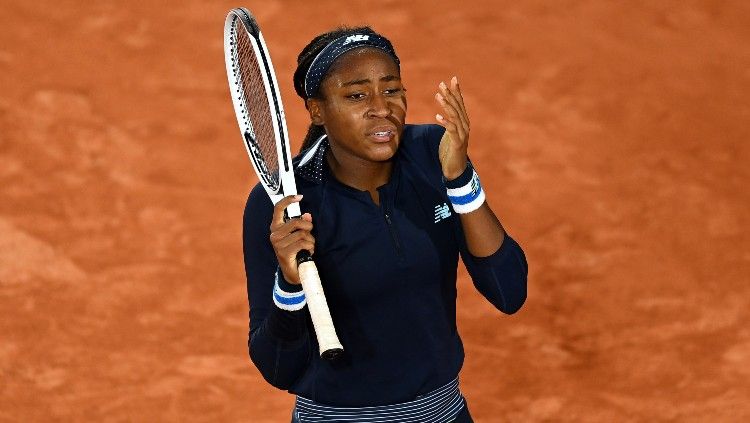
367;94;390;118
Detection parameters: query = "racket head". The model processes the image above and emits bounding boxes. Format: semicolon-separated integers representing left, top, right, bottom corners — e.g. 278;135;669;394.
224;8;296;206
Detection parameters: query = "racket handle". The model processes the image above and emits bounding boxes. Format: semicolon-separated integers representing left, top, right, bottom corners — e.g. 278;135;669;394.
296;255;344;361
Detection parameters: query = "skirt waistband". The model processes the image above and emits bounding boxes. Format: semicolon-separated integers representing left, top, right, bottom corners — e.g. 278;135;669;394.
294;377;465;423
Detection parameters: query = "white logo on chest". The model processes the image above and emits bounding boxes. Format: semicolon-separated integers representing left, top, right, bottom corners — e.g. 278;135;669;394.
434;203;452;223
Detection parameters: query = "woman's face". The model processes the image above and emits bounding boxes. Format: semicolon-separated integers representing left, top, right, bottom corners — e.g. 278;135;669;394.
308;48;407;164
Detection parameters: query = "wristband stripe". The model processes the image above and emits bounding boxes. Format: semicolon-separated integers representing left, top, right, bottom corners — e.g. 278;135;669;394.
273;271;306;311
450;189;486;214
273;288;306;311
447;185;484;205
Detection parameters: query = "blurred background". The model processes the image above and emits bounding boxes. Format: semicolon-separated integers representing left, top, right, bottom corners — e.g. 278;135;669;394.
1;0;748;421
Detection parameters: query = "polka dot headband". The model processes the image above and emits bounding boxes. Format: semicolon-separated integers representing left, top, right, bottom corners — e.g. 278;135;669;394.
303;33;400;98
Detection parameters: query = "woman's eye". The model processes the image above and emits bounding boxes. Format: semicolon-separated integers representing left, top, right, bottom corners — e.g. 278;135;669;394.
384;88;403;95
346;93;366;100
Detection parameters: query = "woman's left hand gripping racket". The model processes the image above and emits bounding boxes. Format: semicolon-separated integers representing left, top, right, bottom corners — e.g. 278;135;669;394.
223;7;344;360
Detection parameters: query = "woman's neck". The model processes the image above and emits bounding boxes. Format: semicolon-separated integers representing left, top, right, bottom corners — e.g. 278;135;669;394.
326;147;393;204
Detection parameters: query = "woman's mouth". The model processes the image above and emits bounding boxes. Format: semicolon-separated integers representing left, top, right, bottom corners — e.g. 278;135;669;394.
368;128;396;142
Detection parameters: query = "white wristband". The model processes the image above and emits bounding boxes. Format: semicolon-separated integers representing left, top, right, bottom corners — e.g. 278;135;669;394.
446;168;485;214
272;270;306;311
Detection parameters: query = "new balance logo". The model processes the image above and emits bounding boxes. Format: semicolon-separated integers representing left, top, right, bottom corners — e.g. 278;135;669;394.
470;172;481;196
343;34;370;45
434;203;452;223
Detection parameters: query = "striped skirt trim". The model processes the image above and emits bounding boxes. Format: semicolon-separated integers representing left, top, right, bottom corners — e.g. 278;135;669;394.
294;377;465;422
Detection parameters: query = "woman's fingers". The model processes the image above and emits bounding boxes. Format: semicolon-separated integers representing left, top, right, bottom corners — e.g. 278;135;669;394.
449;76;470;129
435;90;461;125
275;230;316;284
439;77;469;133
271;195;303;231
435;77;469;140
270;213;315;254
274;230;316;253
435;99;467;147
270;197;316;284
435;112;462;142
269;216;313;241
438;81;462;117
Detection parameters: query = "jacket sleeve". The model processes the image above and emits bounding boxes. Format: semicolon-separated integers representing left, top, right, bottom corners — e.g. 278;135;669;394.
459;232;528;314
243;183;312;389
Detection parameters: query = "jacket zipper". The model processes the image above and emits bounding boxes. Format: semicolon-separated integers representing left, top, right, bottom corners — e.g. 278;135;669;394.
383;212;402;257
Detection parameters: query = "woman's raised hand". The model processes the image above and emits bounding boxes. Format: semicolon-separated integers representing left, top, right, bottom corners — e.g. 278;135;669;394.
435;76;470;180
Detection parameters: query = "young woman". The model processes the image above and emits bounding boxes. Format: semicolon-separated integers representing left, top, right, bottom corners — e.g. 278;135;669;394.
243;26;528;423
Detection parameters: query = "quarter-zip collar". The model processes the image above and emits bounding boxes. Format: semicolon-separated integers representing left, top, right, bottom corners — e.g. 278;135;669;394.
295;133;403;209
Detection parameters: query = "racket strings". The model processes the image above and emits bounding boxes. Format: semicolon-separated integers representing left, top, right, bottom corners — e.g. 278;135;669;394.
231;18;280;190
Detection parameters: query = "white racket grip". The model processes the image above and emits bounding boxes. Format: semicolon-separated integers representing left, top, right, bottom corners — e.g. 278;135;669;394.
297;261;344;357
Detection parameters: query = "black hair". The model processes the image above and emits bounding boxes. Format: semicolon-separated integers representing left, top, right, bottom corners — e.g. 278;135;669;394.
293;26;386;152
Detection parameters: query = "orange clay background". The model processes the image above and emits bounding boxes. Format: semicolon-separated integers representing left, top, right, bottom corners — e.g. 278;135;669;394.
1;1;748;421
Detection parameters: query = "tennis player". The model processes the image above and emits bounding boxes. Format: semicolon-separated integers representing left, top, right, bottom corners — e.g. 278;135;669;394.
243;26;528;422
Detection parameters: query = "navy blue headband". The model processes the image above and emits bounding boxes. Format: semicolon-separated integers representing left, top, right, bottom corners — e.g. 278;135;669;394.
304;33;400;98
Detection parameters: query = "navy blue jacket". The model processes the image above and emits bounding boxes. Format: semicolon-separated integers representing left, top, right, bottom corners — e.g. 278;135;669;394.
243;124;527;407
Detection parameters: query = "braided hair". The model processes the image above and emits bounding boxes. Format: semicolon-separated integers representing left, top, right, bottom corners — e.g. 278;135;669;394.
293;26;383;152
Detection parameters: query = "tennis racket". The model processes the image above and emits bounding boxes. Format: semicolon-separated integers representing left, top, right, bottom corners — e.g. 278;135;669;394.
223;7;343;360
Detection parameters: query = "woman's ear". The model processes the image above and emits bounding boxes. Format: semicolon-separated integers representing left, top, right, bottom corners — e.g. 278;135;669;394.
306;98;324;126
